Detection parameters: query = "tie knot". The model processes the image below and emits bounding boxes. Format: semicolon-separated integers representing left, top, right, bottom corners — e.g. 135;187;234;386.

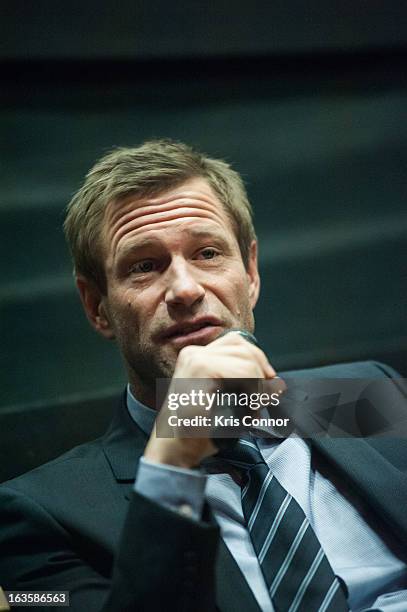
218;437;264;470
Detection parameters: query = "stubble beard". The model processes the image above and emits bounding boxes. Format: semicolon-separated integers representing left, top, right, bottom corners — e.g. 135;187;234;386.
122;340;178;407
121;307;256;407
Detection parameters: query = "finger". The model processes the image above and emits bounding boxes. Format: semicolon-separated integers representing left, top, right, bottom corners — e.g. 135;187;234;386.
211;338;276;379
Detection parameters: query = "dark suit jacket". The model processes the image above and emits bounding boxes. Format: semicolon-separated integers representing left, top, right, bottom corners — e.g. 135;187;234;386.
0;361;406;612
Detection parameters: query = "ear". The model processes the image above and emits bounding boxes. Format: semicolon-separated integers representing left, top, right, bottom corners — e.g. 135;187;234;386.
246;240;260;309
76;275;115;340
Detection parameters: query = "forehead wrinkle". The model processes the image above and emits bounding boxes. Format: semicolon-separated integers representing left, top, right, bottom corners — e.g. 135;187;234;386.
104;180;232;262
111;213;230;262
108;202;229;258
106;182;225;227
107;191;224;230
109;200;223;237
113;221;229;262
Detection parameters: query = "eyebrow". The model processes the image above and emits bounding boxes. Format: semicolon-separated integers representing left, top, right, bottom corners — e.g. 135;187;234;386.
115;238;161;261
115;227;230;261
187;227;229;242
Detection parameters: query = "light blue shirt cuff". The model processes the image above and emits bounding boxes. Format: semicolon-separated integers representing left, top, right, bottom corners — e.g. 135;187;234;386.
134;456;207;521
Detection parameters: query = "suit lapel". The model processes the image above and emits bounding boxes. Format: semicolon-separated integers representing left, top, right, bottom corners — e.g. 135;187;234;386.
102;392;148;499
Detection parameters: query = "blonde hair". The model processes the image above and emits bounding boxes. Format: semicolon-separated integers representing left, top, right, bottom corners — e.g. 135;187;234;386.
64;139;256;291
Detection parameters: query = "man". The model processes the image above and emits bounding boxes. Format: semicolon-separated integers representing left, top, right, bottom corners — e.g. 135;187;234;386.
0;140;406;611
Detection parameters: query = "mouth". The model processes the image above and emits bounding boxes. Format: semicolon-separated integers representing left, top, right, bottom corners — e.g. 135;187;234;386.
160;317;223;348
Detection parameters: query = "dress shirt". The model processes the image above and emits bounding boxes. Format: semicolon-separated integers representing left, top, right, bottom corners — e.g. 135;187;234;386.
128;386;407;612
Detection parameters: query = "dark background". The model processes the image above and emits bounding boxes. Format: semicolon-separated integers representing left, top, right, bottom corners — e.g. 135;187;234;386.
1;1;406;414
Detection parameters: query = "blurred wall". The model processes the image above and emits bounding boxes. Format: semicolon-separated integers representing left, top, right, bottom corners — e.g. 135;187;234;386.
1;2;406;411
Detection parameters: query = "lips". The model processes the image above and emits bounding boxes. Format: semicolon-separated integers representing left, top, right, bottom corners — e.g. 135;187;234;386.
160;317;223;344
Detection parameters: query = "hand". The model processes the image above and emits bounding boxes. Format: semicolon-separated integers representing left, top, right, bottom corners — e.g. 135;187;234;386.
144;332;277;468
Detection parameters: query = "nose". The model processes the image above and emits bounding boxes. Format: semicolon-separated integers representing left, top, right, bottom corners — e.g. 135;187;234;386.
164;258;205;309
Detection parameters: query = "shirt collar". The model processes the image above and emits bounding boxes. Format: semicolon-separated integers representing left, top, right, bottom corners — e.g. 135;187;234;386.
126;384;156;436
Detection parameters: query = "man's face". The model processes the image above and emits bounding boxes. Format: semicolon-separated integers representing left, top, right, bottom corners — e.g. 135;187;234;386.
79;177;260;395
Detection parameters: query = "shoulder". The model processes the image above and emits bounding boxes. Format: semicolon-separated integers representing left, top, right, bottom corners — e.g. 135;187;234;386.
0;435;106;501
0;390;143;512
281;359;402;379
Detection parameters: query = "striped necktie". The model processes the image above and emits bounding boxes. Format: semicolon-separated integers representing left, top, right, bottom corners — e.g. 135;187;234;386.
219;437;349;612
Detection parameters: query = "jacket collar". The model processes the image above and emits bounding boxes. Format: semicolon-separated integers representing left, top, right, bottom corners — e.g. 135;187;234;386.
102;391;148;481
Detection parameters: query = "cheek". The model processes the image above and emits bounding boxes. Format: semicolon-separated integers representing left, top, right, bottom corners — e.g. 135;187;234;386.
107;289;142;332
121;288;159;332
211;273;251;308
123;288;137;310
